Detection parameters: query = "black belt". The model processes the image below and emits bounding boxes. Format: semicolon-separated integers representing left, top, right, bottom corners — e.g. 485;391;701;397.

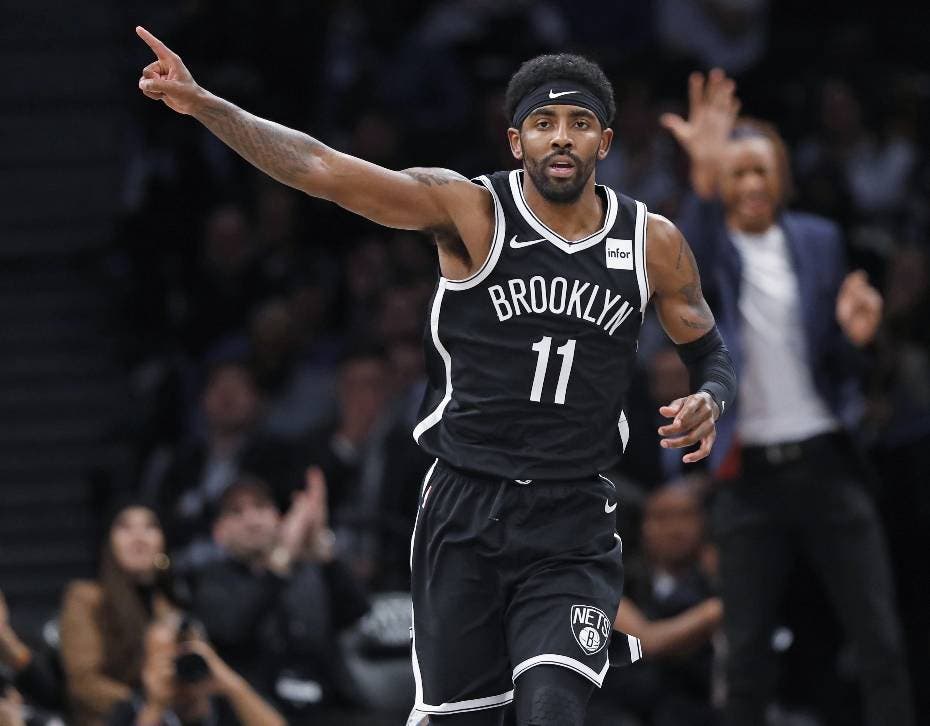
742;431;845;469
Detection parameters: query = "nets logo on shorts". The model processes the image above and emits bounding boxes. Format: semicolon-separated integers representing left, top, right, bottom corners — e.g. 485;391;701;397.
570;604;611;655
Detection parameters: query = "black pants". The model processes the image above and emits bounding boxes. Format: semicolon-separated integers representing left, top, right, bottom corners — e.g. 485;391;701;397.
713;433;913;726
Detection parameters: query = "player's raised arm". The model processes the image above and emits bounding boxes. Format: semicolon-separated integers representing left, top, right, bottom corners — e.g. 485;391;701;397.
646;214;737;462
134;27;490;250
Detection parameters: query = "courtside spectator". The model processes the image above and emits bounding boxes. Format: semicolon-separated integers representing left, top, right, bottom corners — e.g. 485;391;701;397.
59;504;178;726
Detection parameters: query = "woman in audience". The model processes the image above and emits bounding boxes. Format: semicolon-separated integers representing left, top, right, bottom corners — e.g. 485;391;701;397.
59;502;177;726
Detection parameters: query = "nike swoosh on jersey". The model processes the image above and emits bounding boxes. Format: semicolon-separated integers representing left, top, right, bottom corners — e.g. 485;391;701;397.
549;89;578;98
509;235;546;249
604;501;618;513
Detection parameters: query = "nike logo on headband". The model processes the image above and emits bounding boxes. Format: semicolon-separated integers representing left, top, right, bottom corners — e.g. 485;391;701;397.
549;89;578;99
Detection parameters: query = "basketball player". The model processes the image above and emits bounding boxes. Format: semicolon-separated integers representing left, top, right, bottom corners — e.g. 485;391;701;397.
136;27;737;726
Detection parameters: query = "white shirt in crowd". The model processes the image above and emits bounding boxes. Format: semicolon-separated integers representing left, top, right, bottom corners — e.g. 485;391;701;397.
729;224;838;445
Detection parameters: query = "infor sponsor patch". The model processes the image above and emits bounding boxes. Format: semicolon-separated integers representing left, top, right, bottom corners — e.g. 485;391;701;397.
605;238;633;270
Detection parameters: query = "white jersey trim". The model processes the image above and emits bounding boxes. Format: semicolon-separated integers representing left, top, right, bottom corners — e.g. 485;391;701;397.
413;683;514;715
409;459;438;571
508;170;618;254
634;201;650;311
412;281;451;443
443;175;506;291
627;633;644;663
618;410;630;452
512;653;611;688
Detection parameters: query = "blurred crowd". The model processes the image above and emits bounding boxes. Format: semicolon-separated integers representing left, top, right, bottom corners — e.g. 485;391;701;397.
2;1;928;725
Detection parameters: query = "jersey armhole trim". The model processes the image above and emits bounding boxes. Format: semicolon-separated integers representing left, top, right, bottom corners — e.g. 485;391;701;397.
412;282;451;443
443;176;505;291
634;201;650;312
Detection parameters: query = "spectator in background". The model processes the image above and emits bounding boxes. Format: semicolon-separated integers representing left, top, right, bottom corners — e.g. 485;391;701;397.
795;79;918;234
341;238;391;344
591;480;722;726
0;593;64;726
59;504;178;726
655;0;770;75
304;347;393;582
179;204;269;356
663;69;912;725
145;360;301;560
868;243;930;722
352;334;434;591
597;80;683;217
105;616;284;726
187;470;368;721
618;342;694;494
248;298;338;439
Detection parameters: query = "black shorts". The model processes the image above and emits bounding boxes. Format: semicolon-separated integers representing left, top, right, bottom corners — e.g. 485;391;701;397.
409;459;641;716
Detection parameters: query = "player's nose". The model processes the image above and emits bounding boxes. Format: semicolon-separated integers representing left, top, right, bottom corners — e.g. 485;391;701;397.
550;120;573;148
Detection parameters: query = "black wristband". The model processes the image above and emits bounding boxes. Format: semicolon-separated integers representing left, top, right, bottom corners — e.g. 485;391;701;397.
675;326;736;419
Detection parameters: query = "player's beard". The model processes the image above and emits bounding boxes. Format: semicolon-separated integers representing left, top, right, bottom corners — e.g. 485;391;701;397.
524;150;596;204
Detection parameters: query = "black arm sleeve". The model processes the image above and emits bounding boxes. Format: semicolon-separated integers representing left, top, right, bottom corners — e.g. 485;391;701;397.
674;326;737;418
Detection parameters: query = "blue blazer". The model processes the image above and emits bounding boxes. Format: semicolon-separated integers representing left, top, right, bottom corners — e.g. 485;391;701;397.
675;194;864;470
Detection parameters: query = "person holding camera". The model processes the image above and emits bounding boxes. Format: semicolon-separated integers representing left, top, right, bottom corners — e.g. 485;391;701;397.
105;617;284;726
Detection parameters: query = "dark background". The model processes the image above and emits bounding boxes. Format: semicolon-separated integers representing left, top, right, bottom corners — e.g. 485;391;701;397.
1;1;928;724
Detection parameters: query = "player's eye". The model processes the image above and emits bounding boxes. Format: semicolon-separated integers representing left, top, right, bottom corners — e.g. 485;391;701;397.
536;120;550;129
575;120;589;128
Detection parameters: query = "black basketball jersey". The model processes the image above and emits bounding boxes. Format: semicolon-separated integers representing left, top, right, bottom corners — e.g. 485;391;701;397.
414;169;650;480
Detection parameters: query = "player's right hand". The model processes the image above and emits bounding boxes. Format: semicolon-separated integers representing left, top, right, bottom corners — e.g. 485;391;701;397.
657;392;718;464
136;26;201;115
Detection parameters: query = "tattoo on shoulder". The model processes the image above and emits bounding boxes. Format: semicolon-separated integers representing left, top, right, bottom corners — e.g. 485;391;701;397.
401;168;466;187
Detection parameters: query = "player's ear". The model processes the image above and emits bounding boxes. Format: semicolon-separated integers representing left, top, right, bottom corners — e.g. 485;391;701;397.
507;128;523;161
597;128;614;160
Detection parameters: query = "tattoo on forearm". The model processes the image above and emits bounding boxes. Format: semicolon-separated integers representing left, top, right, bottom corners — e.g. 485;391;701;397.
675;235;684;270
677;238;714;331
679;315;712;330
196;98;323;187
401;168;465;186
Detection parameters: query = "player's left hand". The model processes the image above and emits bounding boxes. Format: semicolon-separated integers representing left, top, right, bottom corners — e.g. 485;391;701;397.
658;392;718;464
836;270;883;347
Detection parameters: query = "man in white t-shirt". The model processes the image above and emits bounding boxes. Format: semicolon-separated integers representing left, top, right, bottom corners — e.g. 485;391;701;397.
663;70;913;726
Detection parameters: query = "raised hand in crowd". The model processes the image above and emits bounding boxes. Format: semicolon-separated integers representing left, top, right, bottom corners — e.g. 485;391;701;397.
268;466;334;575
660;68;741;198
836;269;883;347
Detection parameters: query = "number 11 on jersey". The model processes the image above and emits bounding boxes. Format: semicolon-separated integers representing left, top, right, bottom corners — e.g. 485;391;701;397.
529;336;577;404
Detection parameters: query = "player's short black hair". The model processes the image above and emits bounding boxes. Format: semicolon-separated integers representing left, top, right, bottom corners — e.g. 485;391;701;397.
504;54;616;129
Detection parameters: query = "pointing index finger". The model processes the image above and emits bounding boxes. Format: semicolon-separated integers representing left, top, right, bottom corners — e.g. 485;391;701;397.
136;26;172;61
